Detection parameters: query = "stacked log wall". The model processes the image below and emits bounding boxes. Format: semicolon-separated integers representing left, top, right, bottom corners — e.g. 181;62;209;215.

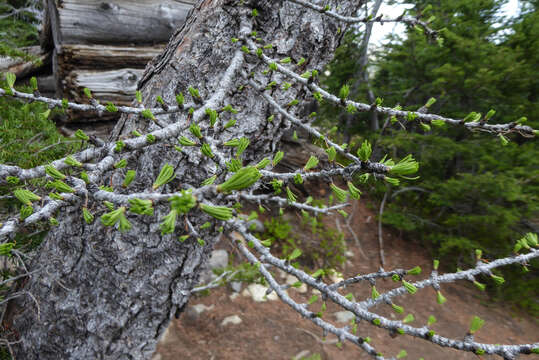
39;0;196;123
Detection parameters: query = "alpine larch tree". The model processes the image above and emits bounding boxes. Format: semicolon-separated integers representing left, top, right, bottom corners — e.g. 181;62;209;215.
0;0;537;359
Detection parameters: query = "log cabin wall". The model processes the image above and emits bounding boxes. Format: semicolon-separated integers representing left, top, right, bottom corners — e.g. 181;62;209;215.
41;0;196;124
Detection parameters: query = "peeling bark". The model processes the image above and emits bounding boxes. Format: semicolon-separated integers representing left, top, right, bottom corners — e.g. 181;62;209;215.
10;0;359;358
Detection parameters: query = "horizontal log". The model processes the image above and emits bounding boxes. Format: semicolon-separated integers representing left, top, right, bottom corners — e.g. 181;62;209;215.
65;68;144;104
60;67;145;123
0;47;51;79
53;0;196;46
60;45;163;70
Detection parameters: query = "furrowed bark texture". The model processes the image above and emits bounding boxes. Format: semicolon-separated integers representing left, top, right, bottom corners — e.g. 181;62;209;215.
11;0;358;358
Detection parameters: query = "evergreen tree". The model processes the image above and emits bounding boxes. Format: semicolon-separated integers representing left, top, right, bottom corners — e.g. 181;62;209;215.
322;0;538;312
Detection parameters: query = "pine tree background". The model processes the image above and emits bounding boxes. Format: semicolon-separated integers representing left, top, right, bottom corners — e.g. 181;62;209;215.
320;0;538;313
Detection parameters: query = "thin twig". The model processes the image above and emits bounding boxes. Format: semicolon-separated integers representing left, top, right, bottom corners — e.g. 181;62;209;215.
191;270;238;293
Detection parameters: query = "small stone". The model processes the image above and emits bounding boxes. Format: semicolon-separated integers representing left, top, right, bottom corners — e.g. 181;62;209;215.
333;311;355;324
229;293;239;300
208;249;228;270
329;273;344;284
267;291;278;301
191;303;214;314
285;275;307;293
243;283;278;302
230;281;242;293
199;249;229;284
221;315;242;326
345;250;355;258
151;354;162;360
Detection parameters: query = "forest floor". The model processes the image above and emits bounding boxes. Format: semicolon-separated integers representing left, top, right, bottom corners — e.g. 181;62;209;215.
153;197;538;360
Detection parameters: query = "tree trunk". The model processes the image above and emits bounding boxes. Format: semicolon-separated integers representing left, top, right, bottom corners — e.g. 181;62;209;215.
357;0;381;132
10;0;358;358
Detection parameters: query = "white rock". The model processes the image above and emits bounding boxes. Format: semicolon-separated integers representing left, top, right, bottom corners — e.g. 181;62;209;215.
267;290;279;301
199;249;229;283
230;281;242;293
285;275;307;293
243;283;278;302
345;250;355;258
221;315;242;326
229;293;239;300
208;249;228;270
333;311;355;324
191;303;214;314
329;273;344;284
285;274;298;285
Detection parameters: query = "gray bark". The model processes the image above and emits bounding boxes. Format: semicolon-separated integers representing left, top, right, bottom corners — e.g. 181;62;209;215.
347;0;382;133
359;0;382;132
10;0;359;358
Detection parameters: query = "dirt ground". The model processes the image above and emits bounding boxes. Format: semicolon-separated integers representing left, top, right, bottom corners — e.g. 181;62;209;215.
154;199;538;360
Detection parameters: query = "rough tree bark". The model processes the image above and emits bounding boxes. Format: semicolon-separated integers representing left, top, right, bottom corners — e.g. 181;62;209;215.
10;0;359;358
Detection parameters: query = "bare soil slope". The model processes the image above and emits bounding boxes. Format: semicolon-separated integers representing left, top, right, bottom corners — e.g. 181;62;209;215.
154;199;538;360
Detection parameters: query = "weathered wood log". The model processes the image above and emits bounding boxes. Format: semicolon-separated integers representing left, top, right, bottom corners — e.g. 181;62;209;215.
63;68;145;122
60;45;163;69
57;45;163;105
47;0;197;46
42;0;196;118
0;46;51;79
66;69;144;104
